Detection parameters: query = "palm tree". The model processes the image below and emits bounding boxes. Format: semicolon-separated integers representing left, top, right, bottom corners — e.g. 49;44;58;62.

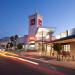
10;35;19;50
15;35;18;41
53;43;62;61
14;35;19;48
10;36;14;42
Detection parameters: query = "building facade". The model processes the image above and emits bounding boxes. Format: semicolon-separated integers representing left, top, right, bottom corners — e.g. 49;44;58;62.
29;13;43;36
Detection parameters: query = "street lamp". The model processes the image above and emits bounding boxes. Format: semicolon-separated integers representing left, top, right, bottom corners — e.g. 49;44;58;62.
41;30;44;55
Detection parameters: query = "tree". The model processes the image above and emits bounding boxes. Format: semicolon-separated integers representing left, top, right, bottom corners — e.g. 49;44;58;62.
15;35;18;40
14;35;18;47
6;43;13;50
6;43;10;51
10;36;15;42
53;43;62;61
17;44;23;49
9;43;13;48
10;35;19;50
6;44;9;49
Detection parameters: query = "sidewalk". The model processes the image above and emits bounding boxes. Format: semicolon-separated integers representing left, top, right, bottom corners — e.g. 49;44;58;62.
48;60;75;69
19;52;75;70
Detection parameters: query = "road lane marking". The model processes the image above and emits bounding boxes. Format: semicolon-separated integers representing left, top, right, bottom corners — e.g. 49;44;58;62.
6;56;39;65
17;57;39;65
0;53;39;65
24;56;48;63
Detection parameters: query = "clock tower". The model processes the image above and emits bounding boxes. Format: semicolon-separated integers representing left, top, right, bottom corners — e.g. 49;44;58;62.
29;13;43;36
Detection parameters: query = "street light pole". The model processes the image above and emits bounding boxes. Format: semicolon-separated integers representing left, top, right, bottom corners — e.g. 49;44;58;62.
41;30;43;55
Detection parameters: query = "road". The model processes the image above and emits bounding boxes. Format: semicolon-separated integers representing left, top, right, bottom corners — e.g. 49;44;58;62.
20;55;75;75
0;56;51;75
0;54;65;75
0;53;75;75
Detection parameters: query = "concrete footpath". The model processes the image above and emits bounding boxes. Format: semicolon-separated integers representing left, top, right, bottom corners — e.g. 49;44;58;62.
19;52;75;70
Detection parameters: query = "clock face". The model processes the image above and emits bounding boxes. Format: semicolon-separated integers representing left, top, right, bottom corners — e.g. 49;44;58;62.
30;18;35;25
38;19;42;26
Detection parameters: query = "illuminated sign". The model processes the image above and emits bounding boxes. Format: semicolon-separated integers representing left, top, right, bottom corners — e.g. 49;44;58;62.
28;36;36;41
30;18;35;25
38;19;42;26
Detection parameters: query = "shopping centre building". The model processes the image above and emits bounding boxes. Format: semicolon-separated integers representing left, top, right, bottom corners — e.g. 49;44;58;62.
27;13;55;51
27;13;75;60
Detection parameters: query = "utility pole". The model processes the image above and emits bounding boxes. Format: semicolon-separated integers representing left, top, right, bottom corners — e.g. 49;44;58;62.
41;30;43;55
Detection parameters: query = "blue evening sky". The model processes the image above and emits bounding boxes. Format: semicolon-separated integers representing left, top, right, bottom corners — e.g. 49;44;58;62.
0;0;75;38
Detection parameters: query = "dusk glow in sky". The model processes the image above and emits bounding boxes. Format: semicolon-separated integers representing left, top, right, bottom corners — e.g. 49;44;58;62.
0;0;75;38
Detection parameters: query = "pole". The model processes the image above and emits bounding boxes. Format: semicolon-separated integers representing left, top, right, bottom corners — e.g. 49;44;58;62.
41;30;43;55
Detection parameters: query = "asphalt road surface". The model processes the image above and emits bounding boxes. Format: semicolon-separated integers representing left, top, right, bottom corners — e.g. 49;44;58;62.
21;56;75;75
0;54;75;75
0;56;50;75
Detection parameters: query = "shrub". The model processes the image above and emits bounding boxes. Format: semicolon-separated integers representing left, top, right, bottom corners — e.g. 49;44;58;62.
17;44;23;49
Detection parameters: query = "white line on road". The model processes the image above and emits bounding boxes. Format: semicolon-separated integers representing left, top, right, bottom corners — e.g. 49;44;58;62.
6;56;39;65
25;57;48;63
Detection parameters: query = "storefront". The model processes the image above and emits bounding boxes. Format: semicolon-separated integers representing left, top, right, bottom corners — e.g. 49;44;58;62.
47;35;75;60
35;27;55;55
